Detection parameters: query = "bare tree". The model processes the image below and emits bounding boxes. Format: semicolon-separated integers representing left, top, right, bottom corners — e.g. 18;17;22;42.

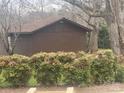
39;0;44;13
62;0;104;53
63;0;124;55
0;0;22;55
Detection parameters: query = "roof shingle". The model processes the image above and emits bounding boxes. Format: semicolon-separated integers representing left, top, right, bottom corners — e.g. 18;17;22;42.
10;16;92;34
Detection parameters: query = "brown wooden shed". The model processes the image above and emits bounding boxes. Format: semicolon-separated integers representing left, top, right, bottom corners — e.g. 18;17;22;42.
5;17;92;56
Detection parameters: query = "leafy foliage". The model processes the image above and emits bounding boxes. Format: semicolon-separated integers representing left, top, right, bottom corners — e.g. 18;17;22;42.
115;65;124;83
31;50;118;86
37;62;64;86
0;55;31;87
91;50;117;84
0;50;123;87
64;57;91;86
98;25;110;49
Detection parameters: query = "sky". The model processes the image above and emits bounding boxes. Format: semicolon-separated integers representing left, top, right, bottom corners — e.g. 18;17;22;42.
20;0;62;14
0;0;65;18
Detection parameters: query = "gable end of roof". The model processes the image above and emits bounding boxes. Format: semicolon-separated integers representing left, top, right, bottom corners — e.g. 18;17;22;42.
9;17;92;35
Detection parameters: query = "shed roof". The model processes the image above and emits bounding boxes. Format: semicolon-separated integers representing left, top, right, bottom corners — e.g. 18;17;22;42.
10;16;92;34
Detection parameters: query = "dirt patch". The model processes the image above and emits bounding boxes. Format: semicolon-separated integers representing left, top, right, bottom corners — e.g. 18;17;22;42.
0;88;29;93
0;83;124;93
75;83;124;93
36;87;66;93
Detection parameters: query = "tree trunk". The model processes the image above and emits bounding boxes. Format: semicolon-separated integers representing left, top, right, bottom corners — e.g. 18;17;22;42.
107;22;121;55
118;25;124;55
88;29;98;53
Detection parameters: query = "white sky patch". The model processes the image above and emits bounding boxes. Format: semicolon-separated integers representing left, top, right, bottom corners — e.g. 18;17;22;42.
0;0;63;16
44;4;62;12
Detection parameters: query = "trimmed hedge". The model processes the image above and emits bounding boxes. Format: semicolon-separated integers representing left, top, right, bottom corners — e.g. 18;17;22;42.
64;57;91;86
30;50;117;86
0;55;31;87
115;65;124;83
91;50;117;84
0;50;122;87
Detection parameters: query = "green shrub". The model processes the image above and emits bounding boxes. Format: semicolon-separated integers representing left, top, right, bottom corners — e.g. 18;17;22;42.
98;25;110;49
31;52;47;69
36;62;64;86
0;50;122;87
31;50;119;86
56;52;76;64
31;52;77;66
91;50;117;84
115;65;124;83
64;57;91;86
0;55;31;87
31;52;64;86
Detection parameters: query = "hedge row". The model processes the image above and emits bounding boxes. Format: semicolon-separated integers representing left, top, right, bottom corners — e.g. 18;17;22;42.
0;50;123;87
0;55;31;86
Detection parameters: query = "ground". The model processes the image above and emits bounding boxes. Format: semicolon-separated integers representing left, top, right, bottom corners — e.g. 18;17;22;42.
0;83;124;93
75;83;124;93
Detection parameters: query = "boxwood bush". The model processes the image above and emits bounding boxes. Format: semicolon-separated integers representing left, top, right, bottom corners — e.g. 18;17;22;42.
115;65;124;83
90;50;117;84
31;52;65;86
56;52;76;64
30;50;118;86
0;55;31;87
0;50;122;87
37;62;64;86
64;57;91;86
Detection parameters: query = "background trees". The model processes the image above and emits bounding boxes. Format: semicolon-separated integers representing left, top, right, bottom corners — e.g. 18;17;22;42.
0;0;124;55
98;25;110;49
63;0;124;55
0;0;23;55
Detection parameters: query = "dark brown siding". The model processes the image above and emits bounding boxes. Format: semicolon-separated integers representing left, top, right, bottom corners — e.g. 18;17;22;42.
0;40;7;55
14;35;33;56
14;20;88;56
